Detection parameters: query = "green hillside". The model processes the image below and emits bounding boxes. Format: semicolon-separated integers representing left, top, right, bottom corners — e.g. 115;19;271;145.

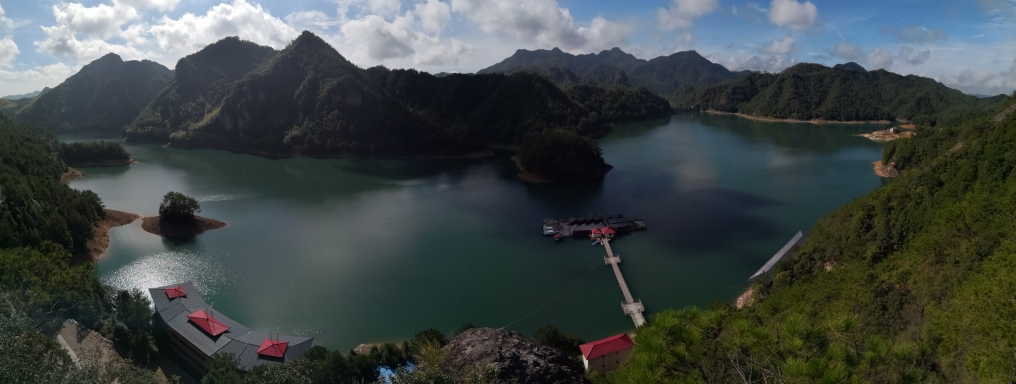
682;62;1006;127
478;47;739;100
125;32;672;160
16;54;172;133
595;95;1016;383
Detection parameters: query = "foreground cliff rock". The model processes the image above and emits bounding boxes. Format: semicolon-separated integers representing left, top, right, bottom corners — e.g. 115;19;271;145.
442;328;587;384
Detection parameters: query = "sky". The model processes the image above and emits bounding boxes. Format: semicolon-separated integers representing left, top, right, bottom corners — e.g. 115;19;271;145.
0;0;1014;96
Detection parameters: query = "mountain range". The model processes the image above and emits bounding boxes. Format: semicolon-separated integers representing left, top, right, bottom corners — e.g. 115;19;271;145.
681;62;1007;126
124;32;670;160
477;47;740;100
2;88;50;100
12;54;173;133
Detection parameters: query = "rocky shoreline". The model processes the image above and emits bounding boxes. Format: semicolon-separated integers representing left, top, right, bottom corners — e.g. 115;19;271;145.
873;161;900;178
77;209;141;262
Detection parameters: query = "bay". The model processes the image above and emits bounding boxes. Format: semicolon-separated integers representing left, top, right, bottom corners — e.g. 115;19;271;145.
65;113;886;350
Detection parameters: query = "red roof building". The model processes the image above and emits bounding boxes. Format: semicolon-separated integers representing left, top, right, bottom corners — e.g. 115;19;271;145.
580;334;634;374
257;339;289;358
591;228;602;234
166;285;187;299
187;310;230;337
601;227;616;235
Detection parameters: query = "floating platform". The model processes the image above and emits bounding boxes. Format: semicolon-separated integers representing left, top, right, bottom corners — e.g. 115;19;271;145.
542;214;646;237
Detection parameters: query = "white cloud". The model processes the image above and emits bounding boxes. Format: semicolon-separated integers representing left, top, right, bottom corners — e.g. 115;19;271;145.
899;45;930;66
769;0;817;31
0;38;17;69
834;41;864;61
577;17;635;51
285;10;341;30
0;63;80;95
941;58;1016;95
50;1;139;39
657;0;719;30
341;14;415;61
36;24;146;62
415;0;451;33
717;53;797;73
148;0;299;55
761;37;795;54
450;0;632;52
866;47;893;70
118;0;181;12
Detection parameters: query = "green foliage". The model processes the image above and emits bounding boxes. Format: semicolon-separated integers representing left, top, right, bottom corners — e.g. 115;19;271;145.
0;113;104;254
106;289;158;363
519;129;607;180
532;325;584;357
598;95;1016;382
58;141;130;166
16;53;172;133
158;191;200;222
682;62;1005;126
204;353;245;384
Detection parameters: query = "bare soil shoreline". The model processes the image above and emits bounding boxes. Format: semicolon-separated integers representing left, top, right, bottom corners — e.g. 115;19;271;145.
705;109;892;125
77;209;141;262
141;216;227;238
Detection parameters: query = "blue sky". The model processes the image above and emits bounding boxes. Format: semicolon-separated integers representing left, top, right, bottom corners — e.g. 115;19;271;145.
1;0;1014;96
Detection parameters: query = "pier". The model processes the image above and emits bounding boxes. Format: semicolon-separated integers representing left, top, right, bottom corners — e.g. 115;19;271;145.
602;239;646;327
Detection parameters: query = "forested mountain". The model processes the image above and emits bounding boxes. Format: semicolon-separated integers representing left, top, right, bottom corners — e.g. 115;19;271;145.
478;47;739;100
682;62;1006;127
15;54;172;133
591;95;1016;383
125;32;671;160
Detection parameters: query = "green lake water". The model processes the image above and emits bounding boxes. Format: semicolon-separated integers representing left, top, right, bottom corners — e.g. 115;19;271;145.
65;113;886;350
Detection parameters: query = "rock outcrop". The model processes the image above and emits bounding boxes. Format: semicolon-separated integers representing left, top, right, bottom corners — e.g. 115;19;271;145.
442;328;587;384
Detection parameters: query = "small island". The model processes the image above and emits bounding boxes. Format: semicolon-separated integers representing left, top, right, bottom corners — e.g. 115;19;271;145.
59;141;136;168
514;129;612;182
141;192;226;238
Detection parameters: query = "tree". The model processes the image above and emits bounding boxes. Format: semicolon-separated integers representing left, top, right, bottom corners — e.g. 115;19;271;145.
159;192;201;222
203;353;243;384
533;324;584;357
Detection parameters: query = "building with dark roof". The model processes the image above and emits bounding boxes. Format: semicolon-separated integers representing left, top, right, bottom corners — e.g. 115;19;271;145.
149;282;313;377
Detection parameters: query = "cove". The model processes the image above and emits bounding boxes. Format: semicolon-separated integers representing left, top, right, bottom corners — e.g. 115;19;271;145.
64;113;886;350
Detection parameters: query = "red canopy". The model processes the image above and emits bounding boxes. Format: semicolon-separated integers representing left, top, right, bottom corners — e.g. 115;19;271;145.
591;228;602;234
257;339;289;358
187;310;229;336
165;286;186;299
580;334;634;359
601;227;616;234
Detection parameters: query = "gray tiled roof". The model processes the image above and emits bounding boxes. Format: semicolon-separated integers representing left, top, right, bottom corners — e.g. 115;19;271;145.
152;281;314;371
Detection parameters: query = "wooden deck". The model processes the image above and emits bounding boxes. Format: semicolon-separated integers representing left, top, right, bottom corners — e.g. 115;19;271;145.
602;239;646;327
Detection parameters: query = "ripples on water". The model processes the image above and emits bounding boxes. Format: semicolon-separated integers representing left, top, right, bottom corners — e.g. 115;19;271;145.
101;250;234;305
196;193;249;202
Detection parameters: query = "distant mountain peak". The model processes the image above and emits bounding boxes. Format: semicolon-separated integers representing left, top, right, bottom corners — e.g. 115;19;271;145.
833;62;867;72
551;47;563;53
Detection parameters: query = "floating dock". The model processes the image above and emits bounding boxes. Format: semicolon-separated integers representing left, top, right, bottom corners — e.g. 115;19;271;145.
602;239;646;327
543;214;646;237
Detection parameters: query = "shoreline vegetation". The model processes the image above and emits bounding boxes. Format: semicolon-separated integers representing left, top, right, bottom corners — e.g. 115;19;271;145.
511;155;612;182
140;215;226;238
704;109;892;125
62;158;138;168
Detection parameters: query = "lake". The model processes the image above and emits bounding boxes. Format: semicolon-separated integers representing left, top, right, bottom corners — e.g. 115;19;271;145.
65;113;886;350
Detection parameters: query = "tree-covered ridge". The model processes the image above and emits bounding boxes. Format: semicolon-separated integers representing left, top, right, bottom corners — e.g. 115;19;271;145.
58;141;131;167
478;47;739;100
15;54;173;133
124;32;672;160
595;95;1016;383
0;114;103;253
127;37;277;143
682;62;1007;127
519;129;609;181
